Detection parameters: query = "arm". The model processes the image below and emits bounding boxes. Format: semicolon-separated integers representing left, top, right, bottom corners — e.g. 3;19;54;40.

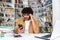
29;14;39;34
14;19;24;33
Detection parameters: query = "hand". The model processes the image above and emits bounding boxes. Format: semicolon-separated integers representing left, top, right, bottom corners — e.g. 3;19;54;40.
29;14;33;21
17;29;24;33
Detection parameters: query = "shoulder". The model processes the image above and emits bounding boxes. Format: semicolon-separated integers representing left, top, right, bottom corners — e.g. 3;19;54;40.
15;18;24;23
33;18;41;26
33;18;39;22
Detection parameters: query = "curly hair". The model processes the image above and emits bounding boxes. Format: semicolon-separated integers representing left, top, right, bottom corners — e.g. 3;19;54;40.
21;7;33;15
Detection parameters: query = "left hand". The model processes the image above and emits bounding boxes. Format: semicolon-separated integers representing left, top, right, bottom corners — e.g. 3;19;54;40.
29;14;33;21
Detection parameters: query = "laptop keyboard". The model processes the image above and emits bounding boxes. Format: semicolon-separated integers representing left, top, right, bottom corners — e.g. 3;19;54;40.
35;34;51;40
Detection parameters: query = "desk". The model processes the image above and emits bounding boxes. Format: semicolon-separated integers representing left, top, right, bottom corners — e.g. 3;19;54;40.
0;28;50;40
0;32;50;40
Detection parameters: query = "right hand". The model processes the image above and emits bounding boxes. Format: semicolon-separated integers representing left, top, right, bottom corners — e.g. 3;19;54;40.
17;29;24;33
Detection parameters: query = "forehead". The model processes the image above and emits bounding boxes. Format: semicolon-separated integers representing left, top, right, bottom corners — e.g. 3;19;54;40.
23;13;30;15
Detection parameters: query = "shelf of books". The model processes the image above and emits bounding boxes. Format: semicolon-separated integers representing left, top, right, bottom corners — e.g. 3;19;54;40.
0;0;15;29
15;0;23;19
28;0;52;33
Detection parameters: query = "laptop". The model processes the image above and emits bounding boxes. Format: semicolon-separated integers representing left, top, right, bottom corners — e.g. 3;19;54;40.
35;33;51;40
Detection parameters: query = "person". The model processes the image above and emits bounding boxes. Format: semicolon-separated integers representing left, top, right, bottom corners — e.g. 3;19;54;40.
14;7;40;34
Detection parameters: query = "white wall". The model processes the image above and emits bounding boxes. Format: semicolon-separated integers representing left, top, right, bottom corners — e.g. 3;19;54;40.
51;0;60;40
53;0;60;25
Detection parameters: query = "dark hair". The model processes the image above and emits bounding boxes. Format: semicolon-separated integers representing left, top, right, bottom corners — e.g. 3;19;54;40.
21;7;33;15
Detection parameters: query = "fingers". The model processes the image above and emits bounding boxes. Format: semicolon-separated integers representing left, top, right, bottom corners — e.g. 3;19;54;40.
29;14;32;18
29;14;32;16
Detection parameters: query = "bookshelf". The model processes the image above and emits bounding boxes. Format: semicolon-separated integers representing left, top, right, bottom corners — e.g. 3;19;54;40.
0;0;15;27
15;0;23;19
28;0;52;33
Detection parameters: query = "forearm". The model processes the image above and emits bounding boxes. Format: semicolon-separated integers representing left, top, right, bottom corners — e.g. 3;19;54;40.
31;19;39;33
29;14;39;33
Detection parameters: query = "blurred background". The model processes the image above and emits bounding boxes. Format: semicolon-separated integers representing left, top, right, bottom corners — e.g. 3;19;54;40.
0;0;52;33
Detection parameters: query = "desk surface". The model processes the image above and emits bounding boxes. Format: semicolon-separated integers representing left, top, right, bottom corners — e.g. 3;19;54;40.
0;32;50;40
0;28;50;40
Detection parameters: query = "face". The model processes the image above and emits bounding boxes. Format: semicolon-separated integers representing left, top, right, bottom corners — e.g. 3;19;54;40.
23;13;30;20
